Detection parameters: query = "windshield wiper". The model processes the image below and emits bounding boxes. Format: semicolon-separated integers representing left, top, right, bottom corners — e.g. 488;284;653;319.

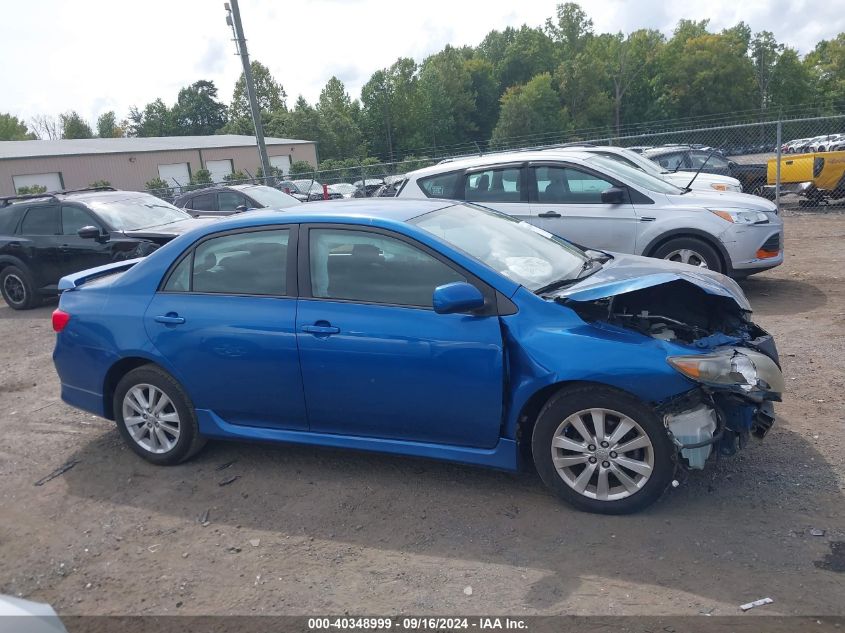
534;257;604;295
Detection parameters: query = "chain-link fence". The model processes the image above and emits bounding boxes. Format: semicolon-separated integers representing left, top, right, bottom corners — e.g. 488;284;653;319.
145;114;845;209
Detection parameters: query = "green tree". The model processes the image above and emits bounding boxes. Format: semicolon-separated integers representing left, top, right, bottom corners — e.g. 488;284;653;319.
60;111;93;139
96;111;123;138
495;26;557;91
806;34;845;105
227;61;287;131
416;46;478;151
190;168;213;186
223;170;249;183
751;31;784;111
88;180;111;188
464;58;500;140
16;184;47;195
173;80;227;135
770;48;814;109
0;113;35;140
289;160;315;177
545;2;594;58
145;177;173;199
128;99;175;137
491;73;568;146
317;76;365;160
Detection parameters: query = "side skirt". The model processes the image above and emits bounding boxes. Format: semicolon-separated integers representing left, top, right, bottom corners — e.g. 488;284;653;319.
196;410;520;471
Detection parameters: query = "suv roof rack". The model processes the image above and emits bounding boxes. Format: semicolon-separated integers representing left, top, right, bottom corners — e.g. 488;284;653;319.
0;186;118;208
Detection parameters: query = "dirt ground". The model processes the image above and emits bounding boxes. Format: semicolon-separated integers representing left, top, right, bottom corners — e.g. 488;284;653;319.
0;211;843;618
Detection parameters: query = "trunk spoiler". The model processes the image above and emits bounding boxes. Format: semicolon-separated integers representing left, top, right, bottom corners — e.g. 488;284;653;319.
58;258;142;291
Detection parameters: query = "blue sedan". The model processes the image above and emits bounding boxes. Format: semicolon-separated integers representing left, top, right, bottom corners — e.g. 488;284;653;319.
52;200;784;513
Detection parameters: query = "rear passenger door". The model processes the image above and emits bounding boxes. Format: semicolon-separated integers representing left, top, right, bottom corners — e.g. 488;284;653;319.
144;227;307;431
528;164;638;253
463;164;532;222
16;205;62;288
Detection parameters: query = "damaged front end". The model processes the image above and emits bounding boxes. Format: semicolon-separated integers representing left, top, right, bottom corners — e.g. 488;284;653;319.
557;265;783;471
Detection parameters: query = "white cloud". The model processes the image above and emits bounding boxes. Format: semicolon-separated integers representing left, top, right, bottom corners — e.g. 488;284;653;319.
1;0;842;128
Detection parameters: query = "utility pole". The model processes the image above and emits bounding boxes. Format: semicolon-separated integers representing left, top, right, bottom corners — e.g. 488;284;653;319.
225;1;272;181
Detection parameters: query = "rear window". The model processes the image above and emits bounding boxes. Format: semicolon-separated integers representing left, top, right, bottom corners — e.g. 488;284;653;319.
417;171;462;199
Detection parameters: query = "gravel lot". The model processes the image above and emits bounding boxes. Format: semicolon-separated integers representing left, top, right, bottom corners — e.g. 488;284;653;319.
0;210;843;617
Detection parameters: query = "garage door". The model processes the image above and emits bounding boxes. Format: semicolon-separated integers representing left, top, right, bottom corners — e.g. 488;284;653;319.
206;159;233;183
269;155;291;175
13;172;64;193
157;163;191;190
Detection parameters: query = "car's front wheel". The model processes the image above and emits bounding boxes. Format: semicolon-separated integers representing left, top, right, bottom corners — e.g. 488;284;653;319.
114;365;206;465
532;385;675;514
652;237;722;272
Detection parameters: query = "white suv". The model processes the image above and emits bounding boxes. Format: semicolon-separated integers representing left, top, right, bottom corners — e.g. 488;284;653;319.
398;149;783;277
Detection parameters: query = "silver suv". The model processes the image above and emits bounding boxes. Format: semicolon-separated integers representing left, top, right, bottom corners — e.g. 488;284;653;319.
398;149;783;277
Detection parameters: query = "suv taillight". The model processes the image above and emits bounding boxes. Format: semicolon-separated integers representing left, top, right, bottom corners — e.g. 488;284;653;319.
52;309;70;332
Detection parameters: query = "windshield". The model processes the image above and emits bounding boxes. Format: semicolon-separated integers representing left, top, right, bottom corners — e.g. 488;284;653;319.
87;194;192;231
292;179;323;193
239;185;300;208
410;204;589;291
598;148;666;176
585;155;684;194
329;183;356;194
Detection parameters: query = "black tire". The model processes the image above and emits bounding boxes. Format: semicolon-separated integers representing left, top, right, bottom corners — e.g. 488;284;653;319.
113;365;206;465
531;384;676;514
0;265;41;310
652;236;722;272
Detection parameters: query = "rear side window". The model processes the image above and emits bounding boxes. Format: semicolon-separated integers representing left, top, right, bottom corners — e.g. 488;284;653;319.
465;167;522;202
417;171;462;199
20;206;59;235
163;230;289;296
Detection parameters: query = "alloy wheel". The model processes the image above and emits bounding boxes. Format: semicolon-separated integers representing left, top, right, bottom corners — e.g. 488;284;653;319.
663;248;708;268
121;383;181;454
3;274;26;305
550;407;655;501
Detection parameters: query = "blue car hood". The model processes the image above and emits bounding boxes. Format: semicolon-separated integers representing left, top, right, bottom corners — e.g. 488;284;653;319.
551;253;752;311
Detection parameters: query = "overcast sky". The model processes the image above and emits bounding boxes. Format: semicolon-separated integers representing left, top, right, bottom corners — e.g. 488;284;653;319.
2;0;843;130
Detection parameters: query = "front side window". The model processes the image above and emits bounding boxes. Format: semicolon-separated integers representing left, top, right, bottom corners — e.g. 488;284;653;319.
533;166;614;203
309;228;465;307
218;191;249;212
188;230;289;295
417;171;462;199
465;167;522;202
62;206;101;235
20;206;59;235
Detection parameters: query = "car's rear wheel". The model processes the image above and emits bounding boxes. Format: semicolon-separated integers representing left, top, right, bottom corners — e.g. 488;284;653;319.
652;237;722;272
532;385;675;514
0;265;40;310
114;365;206;465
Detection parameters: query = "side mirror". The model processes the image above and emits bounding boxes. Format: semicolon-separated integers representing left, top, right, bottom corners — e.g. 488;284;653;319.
235;204;249;213
433;282;485;315
600;187;626;204
77;225;102;239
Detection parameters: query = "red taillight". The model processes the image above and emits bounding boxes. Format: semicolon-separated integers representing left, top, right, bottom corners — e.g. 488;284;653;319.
52;309;71;332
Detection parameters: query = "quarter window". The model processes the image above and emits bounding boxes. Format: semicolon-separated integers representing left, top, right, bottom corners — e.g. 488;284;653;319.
532;166;615;203
187;230;289;295
309;228;465;307
417;171;461;199
465;167;522;202
20;206;59;235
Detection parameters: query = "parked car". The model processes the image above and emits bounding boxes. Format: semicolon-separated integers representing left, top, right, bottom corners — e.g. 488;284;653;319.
277;181;309;202
643;146;769;196
328;183;358;199
0;187;209;309
807;134;844;153
353;179;386;197
399;149;783;278
566;145;743;193
783;138;809;154
51;199;783;514
291;179;325;201
173;184;301;216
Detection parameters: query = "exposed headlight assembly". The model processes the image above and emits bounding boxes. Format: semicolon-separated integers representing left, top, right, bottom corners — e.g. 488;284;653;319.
709;183;741;192
709;209;770;224
667;348;784;397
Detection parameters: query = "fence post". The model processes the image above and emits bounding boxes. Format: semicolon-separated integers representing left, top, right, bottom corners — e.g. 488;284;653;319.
360;161;366;193
775;118;782;212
